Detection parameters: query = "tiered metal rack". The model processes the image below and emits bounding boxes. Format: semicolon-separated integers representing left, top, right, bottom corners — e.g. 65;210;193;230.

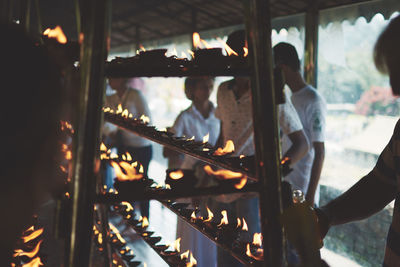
68;1;288;266
1;0;381;266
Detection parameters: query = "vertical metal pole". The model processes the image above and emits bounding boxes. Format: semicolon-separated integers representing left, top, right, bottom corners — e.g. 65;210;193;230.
245;0;285;266
34;0;42;34
74;0;82;37
20;0;31;32
67;0;111;266
0;0;13;22
135;25;141;52
191;8;197;50
304;0;319;87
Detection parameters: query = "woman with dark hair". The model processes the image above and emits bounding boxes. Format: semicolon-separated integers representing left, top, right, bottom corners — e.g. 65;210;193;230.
316;15;400;267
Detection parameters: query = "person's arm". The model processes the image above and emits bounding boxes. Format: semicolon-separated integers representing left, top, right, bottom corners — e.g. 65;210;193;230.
305;141;325;206
283;129;309;167
317;171;397;238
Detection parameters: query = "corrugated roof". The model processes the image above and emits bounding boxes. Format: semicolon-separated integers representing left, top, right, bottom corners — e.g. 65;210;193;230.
23;0;399;48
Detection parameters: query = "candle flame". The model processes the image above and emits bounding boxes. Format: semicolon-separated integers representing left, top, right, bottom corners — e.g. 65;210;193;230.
217;210;228;227
203;207;214;222
14;240;43;258
201;39;212;49
121;109;129;118
21;256;44;267
116;104;123;114
213;140;235;156
126;152;132;161
193;32;201;49
98;233;103;244
121;201;134;212
141;216;149;228
173;237;181;252
187;49;195;58
100;143;107;152
139;44;146;51
217;37;238;56
253;233;262;247
203;133;209;143
243;47;249;57
234;177;248;189
22;228;44;243
237;218;241;228
187;252;197;267
181;250;190;260
246;243;264;261
110;161;144;181
191;211;196;220
43;25;67;44
203;165;244;179
242;218;248;231
140;114;150;124
169;170;184;180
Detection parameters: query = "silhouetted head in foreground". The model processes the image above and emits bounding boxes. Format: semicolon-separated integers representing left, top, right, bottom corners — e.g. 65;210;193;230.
374;14;400;95
0;22;62;264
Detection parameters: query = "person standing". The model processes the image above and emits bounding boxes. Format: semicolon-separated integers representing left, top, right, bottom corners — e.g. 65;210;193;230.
213;30;309;266
104;77;153;218
316;15;400;267
165;76;220;267
274;42;327;206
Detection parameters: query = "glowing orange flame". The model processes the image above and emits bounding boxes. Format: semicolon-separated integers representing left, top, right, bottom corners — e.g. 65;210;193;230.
14;240;43;258
140;114;150;124
203;207;214;222
242;218;248;231
201;39;212;49
281;156;290;165
203;165;243;179
125;152;132;161
187;49;195;58
100;143;107;152
141;216;149;228
110;161;144;181
139;45;146;51
121;201;134;212
213;140;235;156
170;237;181;252
203;133;209;143
181;250;190;260
217;210;228;227
103;107;111;113
239;154;245;159
169;170;184;180
116;104;123;114
60;165;67;173
22;228;44;243
43;25;67;44
217;37;238;56
98;233;103;244
234;177;247;189
237;218;241;228
65;150;72;160
191;211;196;220
193;32;201;49
109;223;127;244
60;120;74;133
22;256;44;267
187;252;197;267
246;243;264;261
243;47;249;57
121;109;129;118
253;233;262;247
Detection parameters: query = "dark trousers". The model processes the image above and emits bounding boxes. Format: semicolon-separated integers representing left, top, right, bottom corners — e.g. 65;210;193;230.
119;145;153;218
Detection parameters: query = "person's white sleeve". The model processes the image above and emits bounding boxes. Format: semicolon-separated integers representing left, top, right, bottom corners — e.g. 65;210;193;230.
129;89;151;122
171;112;185;137
214;85;223;119
278;98;303;135
309;99;326;143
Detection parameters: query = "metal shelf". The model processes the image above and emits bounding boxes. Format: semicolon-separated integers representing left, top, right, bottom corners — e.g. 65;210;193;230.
104;112;258;181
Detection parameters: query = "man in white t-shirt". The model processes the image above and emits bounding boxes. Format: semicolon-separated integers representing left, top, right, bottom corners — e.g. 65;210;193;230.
274;42;327;206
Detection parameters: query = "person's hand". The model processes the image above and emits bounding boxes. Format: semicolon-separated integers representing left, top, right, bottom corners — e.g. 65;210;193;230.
305;192;315;207
314;207;331;241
